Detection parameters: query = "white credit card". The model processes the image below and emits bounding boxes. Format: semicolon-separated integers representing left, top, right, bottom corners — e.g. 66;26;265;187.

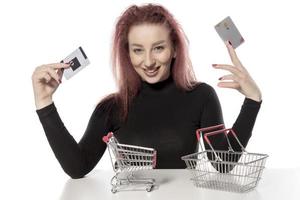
60;46;90;80
215;16;245;49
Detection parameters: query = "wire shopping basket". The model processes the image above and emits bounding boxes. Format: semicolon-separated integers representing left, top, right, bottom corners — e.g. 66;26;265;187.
181;124;268;193
102;132;157;193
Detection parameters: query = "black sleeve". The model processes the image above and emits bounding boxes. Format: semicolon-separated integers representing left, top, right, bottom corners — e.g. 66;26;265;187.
230;98;262;150
36;99;118;179
200;85;262;173
200;85;262;152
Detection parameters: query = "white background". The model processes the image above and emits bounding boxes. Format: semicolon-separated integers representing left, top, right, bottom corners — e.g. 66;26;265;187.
1;0;300;199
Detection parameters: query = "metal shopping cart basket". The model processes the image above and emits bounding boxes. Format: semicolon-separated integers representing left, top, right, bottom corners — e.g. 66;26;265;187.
181;124;268;193
102;132;157;193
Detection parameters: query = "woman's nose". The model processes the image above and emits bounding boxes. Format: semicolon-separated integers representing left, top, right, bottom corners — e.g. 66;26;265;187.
144;53;156;68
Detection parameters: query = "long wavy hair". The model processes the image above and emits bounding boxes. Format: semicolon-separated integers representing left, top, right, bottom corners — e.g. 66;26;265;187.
104;4;197;122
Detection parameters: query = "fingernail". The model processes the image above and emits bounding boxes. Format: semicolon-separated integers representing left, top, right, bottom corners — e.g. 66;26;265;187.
59;79;62;83
228;41;232;46
218;77;222;80
212;64;217;67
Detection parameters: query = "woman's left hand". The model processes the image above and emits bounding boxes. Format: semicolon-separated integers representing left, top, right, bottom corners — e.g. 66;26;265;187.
212;41;262;102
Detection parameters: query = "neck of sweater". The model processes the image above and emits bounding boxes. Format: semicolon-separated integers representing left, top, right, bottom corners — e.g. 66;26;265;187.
141;75;175;95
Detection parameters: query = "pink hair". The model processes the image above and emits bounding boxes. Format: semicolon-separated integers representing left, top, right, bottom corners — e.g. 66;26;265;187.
109;3;197;121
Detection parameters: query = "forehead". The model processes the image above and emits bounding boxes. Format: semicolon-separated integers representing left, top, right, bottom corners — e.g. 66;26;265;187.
128;23;171;45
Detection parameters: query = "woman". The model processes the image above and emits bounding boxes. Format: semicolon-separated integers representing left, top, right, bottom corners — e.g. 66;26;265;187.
32;4;262;179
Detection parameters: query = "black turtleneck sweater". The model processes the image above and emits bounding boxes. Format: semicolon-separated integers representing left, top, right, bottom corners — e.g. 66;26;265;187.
36;77;261;178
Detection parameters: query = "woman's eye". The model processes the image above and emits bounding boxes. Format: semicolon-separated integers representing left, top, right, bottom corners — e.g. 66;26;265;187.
133;48;143;54
154;46;165;52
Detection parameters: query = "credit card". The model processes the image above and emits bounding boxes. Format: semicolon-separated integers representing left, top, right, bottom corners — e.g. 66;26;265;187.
215;16;245;49
60;46;90;79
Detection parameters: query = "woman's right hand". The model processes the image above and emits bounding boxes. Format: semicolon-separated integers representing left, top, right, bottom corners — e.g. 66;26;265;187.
32;63;70;109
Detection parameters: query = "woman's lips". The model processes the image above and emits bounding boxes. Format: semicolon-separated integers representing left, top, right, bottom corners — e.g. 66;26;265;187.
144;66;161;77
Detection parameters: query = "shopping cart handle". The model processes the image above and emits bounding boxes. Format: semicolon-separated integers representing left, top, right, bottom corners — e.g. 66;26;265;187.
152;151;157;168
196;124;225;141
102;132;114;143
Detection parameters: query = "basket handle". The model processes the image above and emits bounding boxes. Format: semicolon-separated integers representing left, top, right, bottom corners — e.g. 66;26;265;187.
102;132;114;143
196;124;225;152
196;124;225;141
204;128;246;153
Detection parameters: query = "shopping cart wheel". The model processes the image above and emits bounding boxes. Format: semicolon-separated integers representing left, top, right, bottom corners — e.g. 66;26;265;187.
111;187;117;193
146;185;153;192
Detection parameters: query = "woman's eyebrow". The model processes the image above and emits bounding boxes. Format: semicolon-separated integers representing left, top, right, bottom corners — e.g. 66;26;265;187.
131;43;143;47
130;40;166;47
152;40;166;46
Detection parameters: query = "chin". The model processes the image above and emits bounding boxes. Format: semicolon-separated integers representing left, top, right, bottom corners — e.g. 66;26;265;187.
143;76;162;84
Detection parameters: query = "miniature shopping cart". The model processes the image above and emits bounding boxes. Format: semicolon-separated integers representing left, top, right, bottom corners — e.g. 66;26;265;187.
102;132;157;193
182;124;268;193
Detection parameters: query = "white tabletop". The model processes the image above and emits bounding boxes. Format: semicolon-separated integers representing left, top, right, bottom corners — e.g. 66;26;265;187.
58;168;300;200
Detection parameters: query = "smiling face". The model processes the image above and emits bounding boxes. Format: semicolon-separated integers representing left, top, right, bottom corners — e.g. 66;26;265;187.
128;23;176;84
